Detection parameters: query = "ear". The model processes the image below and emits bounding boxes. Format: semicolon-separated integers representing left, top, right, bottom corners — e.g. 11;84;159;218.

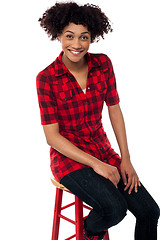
57;34;61;42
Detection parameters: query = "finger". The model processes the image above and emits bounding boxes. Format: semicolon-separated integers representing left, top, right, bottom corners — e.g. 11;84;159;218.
124;175;132;191
110;168;120;188
128;177;135;194
121;171;127;186
115;171;121;184
110;175;118;188
138;177;141;187
134;179;138;193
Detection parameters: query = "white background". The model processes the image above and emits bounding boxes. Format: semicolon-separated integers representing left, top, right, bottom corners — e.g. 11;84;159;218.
0;0;160;239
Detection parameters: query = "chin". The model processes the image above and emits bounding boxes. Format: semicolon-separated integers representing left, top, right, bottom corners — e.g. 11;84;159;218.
69;58;83;63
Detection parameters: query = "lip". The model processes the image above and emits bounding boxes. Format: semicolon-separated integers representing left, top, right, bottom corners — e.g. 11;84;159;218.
68;49;84;55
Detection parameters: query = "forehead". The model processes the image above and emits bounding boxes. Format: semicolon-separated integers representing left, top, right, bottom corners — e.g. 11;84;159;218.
62;22;89;34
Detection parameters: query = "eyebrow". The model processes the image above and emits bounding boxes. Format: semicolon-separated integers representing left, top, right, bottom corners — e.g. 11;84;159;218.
64;30;89;34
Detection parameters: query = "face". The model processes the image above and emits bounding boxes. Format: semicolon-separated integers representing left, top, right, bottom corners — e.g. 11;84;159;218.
58;22;91;64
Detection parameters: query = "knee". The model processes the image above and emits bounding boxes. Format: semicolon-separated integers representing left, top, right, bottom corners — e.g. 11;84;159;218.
138;203;160;222
152;204;160;221
104;196;128;226
113;198;128;224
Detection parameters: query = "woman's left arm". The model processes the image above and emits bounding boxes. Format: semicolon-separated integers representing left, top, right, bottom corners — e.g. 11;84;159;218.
108;103;141;194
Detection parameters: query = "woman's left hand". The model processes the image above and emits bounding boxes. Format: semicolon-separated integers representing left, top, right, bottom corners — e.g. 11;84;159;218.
120;159;141;194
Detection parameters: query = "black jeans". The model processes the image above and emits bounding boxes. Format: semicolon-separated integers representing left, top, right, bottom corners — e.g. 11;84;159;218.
60;168;160;240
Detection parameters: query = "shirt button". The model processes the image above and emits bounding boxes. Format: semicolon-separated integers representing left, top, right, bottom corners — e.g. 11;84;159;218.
87;113;90;117
88;87;90;90
91;126;93;129
86;101;89;105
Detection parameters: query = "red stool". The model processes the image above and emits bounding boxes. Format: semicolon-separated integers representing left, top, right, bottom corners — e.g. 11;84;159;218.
51;177;110;240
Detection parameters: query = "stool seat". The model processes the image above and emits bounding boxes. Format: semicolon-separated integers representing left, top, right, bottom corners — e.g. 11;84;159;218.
51;176;69;191
50;175;110;240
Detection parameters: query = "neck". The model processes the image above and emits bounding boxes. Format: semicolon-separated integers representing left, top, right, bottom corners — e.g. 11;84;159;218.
62;52;87;72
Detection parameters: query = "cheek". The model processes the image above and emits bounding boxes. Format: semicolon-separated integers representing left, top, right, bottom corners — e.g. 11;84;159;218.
83;41;90;49
61;38;70;47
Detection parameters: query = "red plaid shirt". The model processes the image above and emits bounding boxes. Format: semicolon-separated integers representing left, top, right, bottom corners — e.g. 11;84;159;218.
36;51;121;182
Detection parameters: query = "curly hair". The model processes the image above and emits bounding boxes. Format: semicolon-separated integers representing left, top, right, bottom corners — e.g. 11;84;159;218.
38;1;113;43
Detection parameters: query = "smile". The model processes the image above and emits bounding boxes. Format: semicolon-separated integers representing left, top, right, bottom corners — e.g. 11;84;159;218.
68;49;83;55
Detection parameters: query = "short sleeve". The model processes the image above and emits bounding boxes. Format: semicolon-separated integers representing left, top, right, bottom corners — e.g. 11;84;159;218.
36;72;59;125
105;57;120;106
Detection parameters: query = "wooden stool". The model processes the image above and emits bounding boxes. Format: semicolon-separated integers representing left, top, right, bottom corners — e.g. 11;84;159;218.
51;176;109;240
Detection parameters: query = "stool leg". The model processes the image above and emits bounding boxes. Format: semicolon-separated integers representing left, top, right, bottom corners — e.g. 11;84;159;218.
51;188;63;240
103;230;109;240
75;196;83;240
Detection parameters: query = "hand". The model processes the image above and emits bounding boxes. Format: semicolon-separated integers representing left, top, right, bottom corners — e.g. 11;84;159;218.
93;161;120;188
120;158;141;194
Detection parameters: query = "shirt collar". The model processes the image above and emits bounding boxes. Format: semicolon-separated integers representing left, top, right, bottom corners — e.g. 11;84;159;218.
54;50;101;77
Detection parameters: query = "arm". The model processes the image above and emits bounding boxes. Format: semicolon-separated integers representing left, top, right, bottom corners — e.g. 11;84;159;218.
108;103;130;159
108;103;141;193
43;122;120;188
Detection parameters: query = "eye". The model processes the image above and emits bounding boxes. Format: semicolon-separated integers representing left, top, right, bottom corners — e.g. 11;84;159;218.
66;34;73;39
81;35;88;40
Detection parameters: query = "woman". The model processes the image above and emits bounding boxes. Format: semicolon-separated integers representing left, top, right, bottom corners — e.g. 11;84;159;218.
36;2;159;239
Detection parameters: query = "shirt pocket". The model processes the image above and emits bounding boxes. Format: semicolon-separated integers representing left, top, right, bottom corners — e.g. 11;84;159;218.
58;89;73;101
94;80;107;92
53;79;73;102
90;67;108;92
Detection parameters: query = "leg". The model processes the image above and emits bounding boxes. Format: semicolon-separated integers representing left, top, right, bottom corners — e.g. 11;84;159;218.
52;188;63;240
75;196;83;240
60;168;128;236
117;176;160;240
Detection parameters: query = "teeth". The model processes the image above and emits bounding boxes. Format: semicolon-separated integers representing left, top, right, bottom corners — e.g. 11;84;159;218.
70;50;82;55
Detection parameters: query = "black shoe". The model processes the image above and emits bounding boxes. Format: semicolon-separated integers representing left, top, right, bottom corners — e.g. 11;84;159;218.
83;227;106;240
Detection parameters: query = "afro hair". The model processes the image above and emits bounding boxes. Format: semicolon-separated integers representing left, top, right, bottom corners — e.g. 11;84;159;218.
38;1;113;43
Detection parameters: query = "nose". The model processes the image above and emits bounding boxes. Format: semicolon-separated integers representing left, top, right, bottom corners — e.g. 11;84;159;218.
71;38;82;50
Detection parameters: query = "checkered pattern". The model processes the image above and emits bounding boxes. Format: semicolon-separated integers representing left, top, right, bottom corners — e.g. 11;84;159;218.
36;51;121;182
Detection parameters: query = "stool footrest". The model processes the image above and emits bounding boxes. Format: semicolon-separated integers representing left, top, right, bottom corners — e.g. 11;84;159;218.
61;201;75;210
83;204;92;211
58;214;76;225
65;233;76;240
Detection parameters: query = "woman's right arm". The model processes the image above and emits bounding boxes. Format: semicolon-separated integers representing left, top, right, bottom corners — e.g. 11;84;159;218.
43;122;120;187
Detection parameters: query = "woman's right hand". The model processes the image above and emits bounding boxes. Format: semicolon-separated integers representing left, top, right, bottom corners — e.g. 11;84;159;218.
92;161;121;188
